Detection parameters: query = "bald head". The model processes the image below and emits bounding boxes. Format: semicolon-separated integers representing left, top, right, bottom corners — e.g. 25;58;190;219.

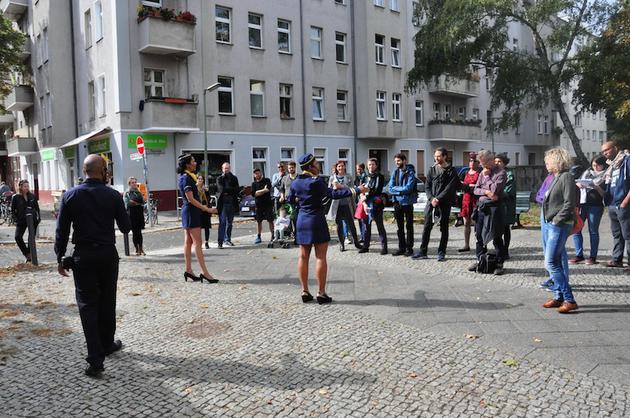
601;141;618;161
83;154;107;181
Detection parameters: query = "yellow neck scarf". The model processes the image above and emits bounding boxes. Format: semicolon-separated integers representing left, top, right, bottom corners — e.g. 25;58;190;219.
185;170;198;183
302;170;317;178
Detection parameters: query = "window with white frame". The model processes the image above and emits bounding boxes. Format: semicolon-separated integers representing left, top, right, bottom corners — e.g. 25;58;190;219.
143;69;164;98
543;115;549;134
279;83;293;119
574;112;582;127
392;93;402;121
600;131;605;143
391;38;400;67
97;75;106;117
335;32;346;63
472;108;479;120
280;147;295;162
412;1;421;26
443;104;451;119
215;6;231;43
36;34;42;67
338;149;349;164
375;34;385;64
87;81;96;121
142;0;161;6
218;76;234;114
314;148;326;174
335;0;346;4
391;0;400;12
45;93;52;127
84;9;92;48
415;100;424;126
337;90;348;121
457;106;466;120
42;28;49;63
95;1;103;41
250;80;265;116
374;0;384;7
312;87;324;120
248;13;263;48
433;102;441;120
252;148;268;176
277;19;291;53
537;114;543;134
310;26;322;58
376;91;386;120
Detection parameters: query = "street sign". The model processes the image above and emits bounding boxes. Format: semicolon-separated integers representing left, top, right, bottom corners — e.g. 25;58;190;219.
130;152;143;161
136;136;145;155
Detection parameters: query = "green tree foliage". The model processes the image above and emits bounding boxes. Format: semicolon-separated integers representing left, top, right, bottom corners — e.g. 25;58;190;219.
0;14;26;109
575;1;630;147
407;0;614;167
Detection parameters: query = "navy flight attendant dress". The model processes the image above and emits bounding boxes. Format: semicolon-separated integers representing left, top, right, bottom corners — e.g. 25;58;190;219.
288;174;357;245
179;173;201;229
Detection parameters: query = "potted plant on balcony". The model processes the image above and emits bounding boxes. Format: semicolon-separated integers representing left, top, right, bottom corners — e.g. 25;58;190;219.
159;7;175;21
176;11;197;24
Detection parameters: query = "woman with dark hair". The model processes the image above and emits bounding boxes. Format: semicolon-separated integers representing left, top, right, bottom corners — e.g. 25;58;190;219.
177;154;217;283
458;154;480;252
197;175;213;249
571;155;608;265
358;158;388;255
327;160;361;252
124;176;145;255
495;153;516;259
288;154;367;304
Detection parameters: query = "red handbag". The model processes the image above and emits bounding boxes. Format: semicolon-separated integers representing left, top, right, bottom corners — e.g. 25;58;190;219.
354;202;368;220
571;208;584;235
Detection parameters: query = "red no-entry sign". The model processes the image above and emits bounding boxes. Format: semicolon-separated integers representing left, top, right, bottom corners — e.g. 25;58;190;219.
136;136;145;155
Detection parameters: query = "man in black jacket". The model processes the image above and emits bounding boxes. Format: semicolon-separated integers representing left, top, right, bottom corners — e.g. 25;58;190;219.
412;147;459;261
11;179;40;262
216;162;240;248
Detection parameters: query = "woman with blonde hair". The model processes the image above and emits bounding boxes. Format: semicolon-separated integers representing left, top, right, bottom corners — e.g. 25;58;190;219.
124;177;145;255
541;147;578;313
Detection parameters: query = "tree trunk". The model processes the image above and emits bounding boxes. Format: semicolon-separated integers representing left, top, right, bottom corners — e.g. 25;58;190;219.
552;94;589;168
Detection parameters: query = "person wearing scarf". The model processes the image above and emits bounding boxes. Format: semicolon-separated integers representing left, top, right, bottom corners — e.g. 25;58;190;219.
358;158;387;254
327;160;361;252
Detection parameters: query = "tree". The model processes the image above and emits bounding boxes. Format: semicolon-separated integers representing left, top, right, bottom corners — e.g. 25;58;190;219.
574;1;630;147
0;14;26;109
407;0;614;168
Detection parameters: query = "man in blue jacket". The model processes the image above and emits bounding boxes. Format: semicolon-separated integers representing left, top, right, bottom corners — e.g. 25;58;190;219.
388;153;416;256
602;141;630;269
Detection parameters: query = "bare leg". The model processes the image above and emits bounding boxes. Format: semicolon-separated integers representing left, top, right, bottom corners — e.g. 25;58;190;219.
314;242;329;294
189;227;213;279
463;215;472;249
256;221;263;236
298;245;312;292
268;221;274;240
184;229;193;274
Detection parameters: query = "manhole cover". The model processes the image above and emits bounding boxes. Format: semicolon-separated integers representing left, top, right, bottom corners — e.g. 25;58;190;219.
181;318;231;339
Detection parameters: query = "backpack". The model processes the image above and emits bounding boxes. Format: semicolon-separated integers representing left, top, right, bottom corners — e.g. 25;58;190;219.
477;253;498;274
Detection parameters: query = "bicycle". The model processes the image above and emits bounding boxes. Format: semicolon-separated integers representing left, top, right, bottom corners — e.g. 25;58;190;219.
0;193;14;226
144;197;158;226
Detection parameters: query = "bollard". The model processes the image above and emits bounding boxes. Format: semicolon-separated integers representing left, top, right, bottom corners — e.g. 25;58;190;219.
26;207;38;266
123;233;130;256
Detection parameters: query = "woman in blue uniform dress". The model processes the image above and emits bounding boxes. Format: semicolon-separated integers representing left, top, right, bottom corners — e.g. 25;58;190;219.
288;154;367;304
177;154;217;283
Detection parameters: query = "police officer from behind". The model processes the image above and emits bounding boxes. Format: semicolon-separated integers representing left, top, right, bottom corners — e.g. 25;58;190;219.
55;154;131;378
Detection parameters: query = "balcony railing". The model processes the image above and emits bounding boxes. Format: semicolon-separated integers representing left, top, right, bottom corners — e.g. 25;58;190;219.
429;75;479;98
0;0;28;21
7;136;38;157
137;16;196;57
140;97;198;132
4;85;34;112
428;119;482;141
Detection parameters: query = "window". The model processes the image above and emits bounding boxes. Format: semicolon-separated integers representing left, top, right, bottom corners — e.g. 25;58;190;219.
376;91;386;120
528;153;536;166
87;81;96;121
252;148;268;176
375;34;385;64
45;93;52;127
543;115;549;134
443;104;451;119
277;19;291;53
279;83;293;119
457;106;466;120
312;87;324;120
391;38;400;67
95;1;103;41
515;152;520;166
40;96;46;128
248;13;263;49
512;38;518;51
143;69;164;98
250;80;265;116
537;114;542;134
42;28;49;63
412;1;421;26
600;131;605;143
335;0;346;4
215;6;231;43
97;75;106;117
280;147;295;162
338;149;349;164
218;76;234;114
374;0;384;7
433;102;441;119
391;0;400;12
310;26;322;59
142;0;161;6
472;108;479;120
574;111;582;127
84;9;92;48
314;148;326;174
36;34;42;67
337;90;348;121
335;32;346;63
415;100;424;126
392;93;402;121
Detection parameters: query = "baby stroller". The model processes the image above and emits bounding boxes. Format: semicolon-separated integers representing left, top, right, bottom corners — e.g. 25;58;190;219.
269;203;295;248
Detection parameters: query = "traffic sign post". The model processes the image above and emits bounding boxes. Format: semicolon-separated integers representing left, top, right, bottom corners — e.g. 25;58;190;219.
136;136;153;227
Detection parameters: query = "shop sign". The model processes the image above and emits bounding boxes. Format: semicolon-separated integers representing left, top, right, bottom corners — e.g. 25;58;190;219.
62;147;76;159
127;134;167;150
40;148;56;161
88;137;110;154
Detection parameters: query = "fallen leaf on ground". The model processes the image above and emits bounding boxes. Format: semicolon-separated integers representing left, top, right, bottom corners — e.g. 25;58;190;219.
533;337;543;343
199;304;209;309
408;372;418;378
465;334;480;340
502;358;519;367
318;389;329;396
239;285;247;290
129;292;141;296
0;310;20;319
31;328;53;337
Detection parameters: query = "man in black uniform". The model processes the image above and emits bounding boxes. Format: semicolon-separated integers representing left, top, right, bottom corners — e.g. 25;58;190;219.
216;162;240;248
251;168;275;245
55;154;131;377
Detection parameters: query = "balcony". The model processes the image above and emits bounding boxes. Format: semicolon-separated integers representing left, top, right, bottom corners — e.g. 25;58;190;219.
18;38;31;61
0;0;28;20
0;113;14;128
140;97;198;132
428;120;482;142
429;75;479;98
7;136;38;157
4;85;34;111
137;17;196;57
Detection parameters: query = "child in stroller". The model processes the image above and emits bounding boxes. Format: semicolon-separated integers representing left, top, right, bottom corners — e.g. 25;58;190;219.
270;205;293;248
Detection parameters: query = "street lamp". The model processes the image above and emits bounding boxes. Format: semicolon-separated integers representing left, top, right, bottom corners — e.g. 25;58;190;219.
203;82;221;178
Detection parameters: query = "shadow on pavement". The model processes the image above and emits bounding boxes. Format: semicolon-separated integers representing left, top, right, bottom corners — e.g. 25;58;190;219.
222;276;352;286
572;284;630;293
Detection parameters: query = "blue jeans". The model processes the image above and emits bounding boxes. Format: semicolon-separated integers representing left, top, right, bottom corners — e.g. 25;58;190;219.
545;221;574;302
573;205;603;259
218;203;235;244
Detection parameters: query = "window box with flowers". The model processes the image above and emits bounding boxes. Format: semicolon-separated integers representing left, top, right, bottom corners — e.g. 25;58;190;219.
137;5;197;56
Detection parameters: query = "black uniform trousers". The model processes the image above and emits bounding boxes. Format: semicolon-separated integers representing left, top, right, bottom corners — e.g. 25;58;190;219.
420;204;452;255
14;223;31;257
394;203;414;251
72;245;119;367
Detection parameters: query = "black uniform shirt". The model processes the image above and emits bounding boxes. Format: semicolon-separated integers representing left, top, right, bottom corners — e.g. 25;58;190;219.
54;179;131;263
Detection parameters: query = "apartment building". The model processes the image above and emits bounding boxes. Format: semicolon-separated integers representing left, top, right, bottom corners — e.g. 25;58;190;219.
0;0;606;209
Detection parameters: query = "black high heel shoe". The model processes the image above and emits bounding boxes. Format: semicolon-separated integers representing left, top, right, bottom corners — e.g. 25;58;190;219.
316;293;332;304
184;272;200;282
200;273;219;283
301;291;314;303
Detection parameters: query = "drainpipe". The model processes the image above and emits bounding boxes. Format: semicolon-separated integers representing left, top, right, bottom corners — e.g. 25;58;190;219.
69;0;79;176
299;0;307;154
350;0;358;167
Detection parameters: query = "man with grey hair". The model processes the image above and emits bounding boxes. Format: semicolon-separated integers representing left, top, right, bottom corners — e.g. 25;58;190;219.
468;150;507;275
